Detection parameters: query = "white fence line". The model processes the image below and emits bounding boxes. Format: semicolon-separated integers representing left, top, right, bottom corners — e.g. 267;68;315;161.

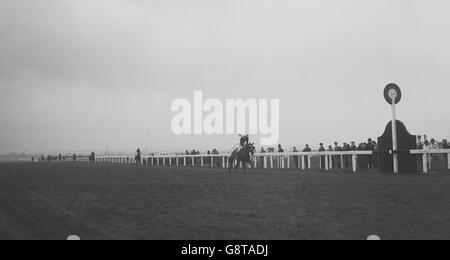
410;149;450;174
95;149;450;173
95;151;375;172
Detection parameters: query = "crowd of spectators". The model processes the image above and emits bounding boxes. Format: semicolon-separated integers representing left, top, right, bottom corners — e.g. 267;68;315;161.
33;154;78;162
416;135;449;171
417;135;449;149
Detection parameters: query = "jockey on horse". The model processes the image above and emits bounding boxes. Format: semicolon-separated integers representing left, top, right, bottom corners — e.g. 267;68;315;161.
239;134;249;149
229;134;255;172
135;148;141;165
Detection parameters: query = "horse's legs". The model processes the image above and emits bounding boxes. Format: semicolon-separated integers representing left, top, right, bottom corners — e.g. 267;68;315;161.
243;161;247;172
235;160;240;171
228;158;234;173
249;160;254;170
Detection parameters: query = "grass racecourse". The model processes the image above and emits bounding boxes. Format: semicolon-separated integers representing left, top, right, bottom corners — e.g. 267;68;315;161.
0;162;450;240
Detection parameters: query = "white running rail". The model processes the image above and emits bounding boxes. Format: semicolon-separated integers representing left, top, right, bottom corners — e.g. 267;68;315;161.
410;149;450;174
96;150;450;173
95;151;376;172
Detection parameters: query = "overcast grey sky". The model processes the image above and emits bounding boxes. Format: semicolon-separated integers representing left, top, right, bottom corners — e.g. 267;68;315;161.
1;0;449;154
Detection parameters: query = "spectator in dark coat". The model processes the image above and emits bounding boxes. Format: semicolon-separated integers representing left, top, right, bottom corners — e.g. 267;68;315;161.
443;140;449;169
292;147;299;168
365;139;375;169
342;143;351;169
302;145;312;169
277;145;285;168
357;143;367;169
319;143;326;169
333;142;342;169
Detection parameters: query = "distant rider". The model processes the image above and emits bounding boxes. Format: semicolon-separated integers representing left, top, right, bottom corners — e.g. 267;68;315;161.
135;148;141;164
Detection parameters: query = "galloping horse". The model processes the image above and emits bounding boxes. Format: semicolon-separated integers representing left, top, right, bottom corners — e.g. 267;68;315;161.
228;142;255;172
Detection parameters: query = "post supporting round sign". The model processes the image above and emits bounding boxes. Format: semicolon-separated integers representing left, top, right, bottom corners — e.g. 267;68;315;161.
384;83;401;174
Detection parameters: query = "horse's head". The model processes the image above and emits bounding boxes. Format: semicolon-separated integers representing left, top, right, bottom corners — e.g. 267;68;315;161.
246;142;256;155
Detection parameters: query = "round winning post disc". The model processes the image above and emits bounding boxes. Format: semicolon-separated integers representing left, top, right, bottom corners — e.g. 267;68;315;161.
384;83;402;105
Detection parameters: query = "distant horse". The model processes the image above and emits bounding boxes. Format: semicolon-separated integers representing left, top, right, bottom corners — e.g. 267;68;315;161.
135;154;141;165
228;142;255;172
134;155;141;165
89;152;95;163
135;148;141;165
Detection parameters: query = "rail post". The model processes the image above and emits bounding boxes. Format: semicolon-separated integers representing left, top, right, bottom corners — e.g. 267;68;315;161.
286;155;290;169
319;155;322;170
352;154;357;172
308;155;311;169
301;155;305;170
328;155;334;170
448;153;450;170
422;153;428;174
